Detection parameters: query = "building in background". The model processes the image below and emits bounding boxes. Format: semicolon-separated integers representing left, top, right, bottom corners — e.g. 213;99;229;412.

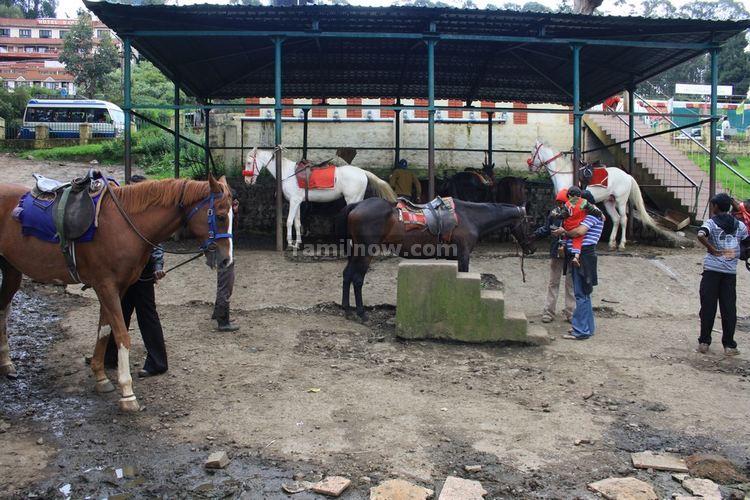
0;17;118;94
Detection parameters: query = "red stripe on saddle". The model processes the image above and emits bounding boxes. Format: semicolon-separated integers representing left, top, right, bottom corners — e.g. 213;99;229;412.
296;165;336;189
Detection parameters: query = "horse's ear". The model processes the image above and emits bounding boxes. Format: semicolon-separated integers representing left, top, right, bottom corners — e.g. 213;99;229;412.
208;172;221;193
218;175;227;183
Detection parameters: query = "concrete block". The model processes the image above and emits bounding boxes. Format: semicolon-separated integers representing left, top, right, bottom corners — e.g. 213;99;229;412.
204;451;230;469
587;477;658;500
438;476;486;499
311;476;351;497
396;261;534;343
525;325;550;345
631;451;688;473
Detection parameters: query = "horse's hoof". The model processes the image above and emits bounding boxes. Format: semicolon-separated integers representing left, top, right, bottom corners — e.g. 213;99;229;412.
95;379;116;393
608;245;617;251
0;363;17;379
618;245;626;251
118;396;140;412
357;313;368;322
344;309;353;319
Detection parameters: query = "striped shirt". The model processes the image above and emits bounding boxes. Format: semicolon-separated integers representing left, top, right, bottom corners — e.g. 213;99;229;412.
698;218;748;274
566;214;603;251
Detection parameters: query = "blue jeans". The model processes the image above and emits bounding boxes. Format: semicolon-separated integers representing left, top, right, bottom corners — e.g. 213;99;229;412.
571;266;595;338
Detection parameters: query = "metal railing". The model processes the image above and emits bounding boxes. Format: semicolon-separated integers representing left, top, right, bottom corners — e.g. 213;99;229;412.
586;106;701;215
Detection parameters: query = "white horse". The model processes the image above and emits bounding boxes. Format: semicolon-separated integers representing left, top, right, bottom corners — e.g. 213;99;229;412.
243;147;397;249
527;140;662;250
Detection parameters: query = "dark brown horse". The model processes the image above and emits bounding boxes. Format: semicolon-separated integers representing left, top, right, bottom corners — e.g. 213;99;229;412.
0;174;234;411
339;198;536;319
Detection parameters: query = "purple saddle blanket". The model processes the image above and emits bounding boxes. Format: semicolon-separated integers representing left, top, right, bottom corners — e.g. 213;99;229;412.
14;192;98;244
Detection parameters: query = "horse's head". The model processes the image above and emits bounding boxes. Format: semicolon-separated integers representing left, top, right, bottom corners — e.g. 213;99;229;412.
510;207;536;256
184;174;234;270
527;140;546;173
243;147;273;185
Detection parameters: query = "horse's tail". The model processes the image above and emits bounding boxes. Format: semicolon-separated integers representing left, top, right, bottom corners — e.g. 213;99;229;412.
363;171;397;202
628;175;663;231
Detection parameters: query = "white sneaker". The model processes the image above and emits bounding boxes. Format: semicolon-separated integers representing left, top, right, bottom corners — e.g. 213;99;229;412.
541;314;553;323
724;347;740;356
696;343;710;354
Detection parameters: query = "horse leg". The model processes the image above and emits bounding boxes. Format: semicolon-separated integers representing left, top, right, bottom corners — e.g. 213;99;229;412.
294;207;303;249
616;198;628;251
287;200;299;249
90;308;115;393
457;244;471;272
603;199;620;251
352;256;372;321
94;286;139;412
342;257;354;318
0;259;22;379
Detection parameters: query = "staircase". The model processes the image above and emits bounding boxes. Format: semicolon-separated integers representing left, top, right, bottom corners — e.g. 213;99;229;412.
395;261;548;345
584;113;712;220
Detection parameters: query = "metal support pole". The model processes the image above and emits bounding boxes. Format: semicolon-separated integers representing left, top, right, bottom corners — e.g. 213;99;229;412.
627;85;635;175
709;48;719;199
427;37;436;200
571;44;582;187
302;107;309;159
123;37;132;184
204;105;210;178
274;36;284;252
487;112;493;167
394;106;401;167
174;80;180;178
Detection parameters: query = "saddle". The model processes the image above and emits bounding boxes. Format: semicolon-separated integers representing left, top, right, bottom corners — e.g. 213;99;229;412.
294;159;336;198
29;169;107;282
396;196;458;241
33;169;105;240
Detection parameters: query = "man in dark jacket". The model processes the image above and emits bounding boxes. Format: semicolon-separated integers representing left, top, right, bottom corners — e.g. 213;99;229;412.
535;189;574;323
104;175;168;377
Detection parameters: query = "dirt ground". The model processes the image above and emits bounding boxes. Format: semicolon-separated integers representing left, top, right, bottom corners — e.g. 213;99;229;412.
0;154;749;499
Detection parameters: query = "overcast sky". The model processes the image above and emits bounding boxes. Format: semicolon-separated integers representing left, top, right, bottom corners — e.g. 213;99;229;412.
58;0;750;20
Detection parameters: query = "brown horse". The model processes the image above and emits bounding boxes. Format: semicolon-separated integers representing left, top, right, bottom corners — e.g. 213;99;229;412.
0;174;234;412
339;197;536;319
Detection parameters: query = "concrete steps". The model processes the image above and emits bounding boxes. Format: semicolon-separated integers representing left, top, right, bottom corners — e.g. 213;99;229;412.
396;261;547;344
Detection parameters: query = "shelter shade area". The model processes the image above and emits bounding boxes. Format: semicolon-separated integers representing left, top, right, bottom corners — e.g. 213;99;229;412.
84;1;750;250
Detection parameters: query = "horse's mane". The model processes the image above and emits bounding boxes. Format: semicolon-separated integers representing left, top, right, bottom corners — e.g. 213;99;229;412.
105;179;213;214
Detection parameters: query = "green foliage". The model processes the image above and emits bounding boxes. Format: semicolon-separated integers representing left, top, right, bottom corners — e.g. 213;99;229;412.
0;85;59;129
0;0;56;18
25;143;116;162
59;12;119;99
0;3;24;17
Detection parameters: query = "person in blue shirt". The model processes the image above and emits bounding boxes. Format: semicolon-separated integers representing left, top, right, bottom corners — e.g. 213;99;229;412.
552;190;603;340
696;193;748;356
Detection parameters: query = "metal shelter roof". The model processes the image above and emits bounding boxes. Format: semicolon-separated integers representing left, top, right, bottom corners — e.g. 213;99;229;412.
84;1;749;108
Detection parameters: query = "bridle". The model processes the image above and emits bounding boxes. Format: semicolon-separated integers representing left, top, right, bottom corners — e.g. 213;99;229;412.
243;149;276;180
180;186;233;252
527;143;565;176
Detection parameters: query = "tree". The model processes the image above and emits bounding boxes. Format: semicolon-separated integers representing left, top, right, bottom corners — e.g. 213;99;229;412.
0;0;57;18
0;3;24;17
58;12;119;99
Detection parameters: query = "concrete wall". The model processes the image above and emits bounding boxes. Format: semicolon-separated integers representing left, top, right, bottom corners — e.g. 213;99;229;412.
210;103;574;174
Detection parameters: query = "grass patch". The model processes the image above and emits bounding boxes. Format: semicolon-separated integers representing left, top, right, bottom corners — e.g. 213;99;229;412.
688;153;750;200
25;143;121;164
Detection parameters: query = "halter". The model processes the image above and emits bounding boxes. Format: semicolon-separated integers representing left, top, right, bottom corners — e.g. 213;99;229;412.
527;143;564;175
184;190;233;252
243;149;276;179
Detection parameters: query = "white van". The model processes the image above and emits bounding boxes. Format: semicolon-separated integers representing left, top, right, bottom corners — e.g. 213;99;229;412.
20;99;125;139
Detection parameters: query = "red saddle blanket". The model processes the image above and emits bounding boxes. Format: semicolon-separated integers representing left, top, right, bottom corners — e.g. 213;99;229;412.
296;164;336;189
589;167;608;187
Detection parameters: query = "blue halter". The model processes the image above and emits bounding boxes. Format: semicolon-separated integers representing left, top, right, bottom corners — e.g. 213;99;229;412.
184;191;233;251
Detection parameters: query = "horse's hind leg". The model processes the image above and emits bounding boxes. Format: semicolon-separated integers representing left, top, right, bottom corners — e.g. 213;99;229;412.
352;256;373;321
616;198;628;250
0;259;22;379
94;286;138;412
342;257;354;318
90;307;115;393
603;199;620;251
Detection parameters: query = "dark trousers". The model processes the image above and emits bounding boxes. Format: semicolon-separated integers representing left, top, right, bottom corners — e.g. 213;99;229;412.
212;262;235;320
105;278;168;373
699;270;738;348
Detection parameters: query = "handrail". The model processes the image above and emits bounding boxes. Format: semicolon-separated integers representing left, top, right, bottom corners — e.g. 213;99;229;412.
607;108;699;190
634;92;750;186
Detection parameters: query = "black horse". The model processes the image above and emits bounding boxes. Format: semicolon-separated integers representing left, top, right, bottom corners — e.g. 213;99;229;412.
339;198;536;319
438;158;496;202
